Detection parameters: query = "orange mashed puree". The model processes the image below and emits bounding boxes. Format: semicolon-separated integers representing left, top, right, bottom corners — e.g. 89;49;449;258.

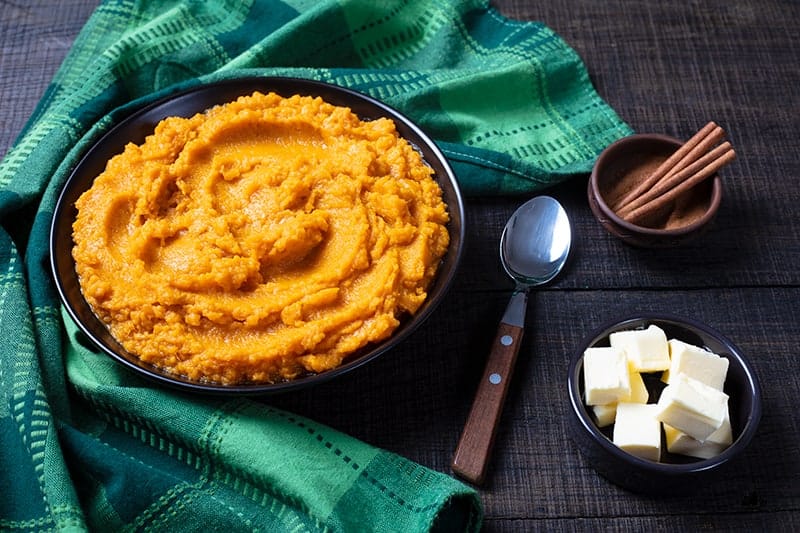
72;91;449;384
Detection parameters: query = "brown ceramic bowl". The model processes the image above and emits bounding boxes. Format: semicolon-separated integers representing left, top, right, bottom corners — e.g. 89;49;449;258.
588;134;722;247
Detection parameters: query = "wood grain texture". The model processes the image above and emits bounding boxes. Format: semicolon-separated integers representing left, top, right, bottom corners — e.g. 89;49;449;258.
0;1;100;158
453;321;525;485
2;0;799;530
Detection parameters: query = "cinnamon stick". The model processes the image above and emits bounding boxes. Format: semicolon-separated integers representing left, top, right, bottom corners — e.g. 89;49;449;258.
617;141;733;219
622;147;735;225
612;122;722;212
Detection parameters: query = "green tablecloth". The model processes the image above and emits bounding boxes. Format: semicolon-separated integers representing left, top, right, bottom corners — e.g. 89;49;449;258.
0;1;630;531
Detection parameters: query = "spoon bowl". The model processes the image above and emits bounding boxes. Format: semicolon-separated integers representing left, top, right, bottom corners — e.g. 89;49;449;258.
452;196;571;485
501;197;571;285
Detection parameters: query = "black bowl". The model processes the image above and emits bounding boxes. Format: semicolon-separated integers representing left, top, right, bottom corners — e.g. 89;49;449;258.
50;76;465;394
567;314;761;495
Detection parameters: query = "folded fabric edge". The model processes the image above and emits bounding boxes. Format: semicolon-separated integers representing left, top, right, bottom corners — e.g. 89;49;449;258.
339;448;483;532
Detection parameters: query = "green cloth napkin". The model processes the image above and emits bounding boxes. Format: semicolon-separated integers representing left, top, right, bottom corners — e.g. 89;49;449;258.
0;0;631;531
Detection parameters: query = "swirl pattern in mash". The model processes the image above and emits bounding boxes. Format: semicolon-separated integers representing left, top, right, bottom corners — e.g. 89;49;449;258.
72;91;449;384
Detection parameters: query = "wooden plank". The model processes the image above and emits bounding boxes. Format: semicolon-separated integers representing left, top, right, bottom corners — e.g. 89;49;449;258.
483;512;800;532
2;0;799;530
272;288;800;523
0;1;100;157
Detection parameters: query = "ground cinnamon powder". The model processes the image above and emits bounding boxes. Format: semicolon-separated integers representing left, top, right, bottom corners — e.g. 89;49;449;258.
600;152;713;229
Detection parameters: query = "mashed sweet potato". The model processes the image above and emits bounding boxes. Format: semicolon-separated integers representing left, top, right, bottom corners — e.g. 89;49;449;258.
72;91;449;384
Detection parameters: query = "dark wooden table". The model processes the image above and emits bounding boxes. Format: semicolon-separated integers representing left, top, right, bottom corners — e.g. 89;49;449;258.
3;1;799;530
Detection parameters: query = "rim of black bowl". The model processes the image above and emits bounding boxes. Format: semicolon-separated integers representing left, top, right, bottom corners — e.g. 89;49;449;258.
590;133;723;237
568;313;762;475
49;76;465;395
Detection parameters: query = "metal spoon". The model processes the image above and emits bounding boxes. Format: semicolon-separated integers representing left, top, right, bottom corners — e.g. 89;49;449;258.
452;195;571;485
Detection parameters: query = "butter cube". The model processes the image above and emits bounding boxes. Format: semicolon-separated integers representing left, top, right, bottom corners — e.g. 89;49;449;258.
613;403;662;462
583;347;631;406
610;325;670;372
665;404;733;459
627;369;649;404
592;404;617;427
655;373;729;441
591;371;647;427
663;339;729;390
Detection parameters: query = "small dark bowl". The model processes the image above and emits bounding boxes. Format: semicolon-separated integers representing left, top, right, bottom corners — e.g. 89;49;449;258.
567;314;761;495
588;134;722;247
50;76;465;395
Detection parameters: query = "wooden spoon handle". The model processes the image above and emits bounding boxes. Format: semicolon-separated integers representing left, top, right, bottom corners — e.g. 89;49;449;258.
452;321;524;485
